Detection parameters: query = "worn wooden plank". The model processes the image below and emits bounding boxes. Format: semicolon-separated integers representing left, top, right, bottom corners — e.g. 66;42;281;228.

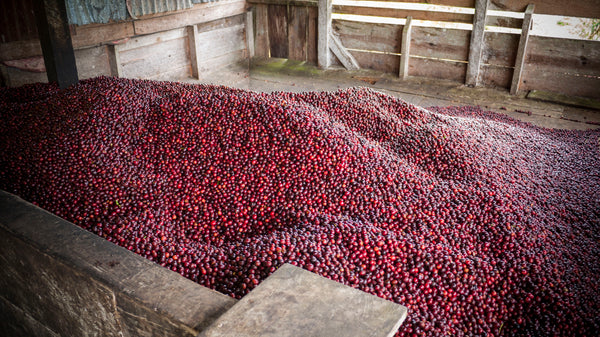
197;13;246;33
33;0;78;88
330;32;360;69
526;36;600;77
510;4;533;95
72;22;135;49
318;0;332;68
133;0;247;35
246;11;255;58
147;64;192;81
333;6;472;23
269;5;289;58
411;57;466;82
288;6;309;61
119;37;190;78
346;50;398;73
248;0;318;7
75;46;111;80
0;65;48;87
521;66;600;99
333;20;400;54
195;24;246;59
482;32;518;67
0;39;42;61
187;25;200;79
480;65;512;88
399;17;412;79
307;7;318;64
411;27;470;61
528;90;600;110
465;0;488;87
489;0;600;18
254;5;270;58
119;28;187;52
197;49;248;73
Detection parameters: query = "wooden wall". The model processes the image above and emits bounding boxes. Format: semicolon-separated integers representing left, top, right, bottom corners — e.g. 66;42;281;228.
250;0;600;100
0;0;249;86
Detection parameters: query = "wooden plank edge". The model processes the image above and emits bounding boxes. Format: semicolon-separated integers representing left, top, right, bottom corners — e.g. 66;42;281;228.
329;33;360;70
510;4;534;95
527;90;600;110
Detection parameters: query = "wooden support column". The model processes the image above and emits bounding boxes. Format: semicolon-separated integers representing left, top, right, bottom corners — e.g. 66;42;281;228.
465;0;488;87
33;0;78;89
107;44;122;78
246;11;255;58
510;4;534;95
187;25;201;79
399;16;412;80
318;0;332;69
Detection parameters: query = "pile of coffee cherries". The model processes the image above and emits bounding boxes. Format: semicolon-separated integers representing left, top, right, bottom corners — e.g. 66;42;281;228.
1;77;598;336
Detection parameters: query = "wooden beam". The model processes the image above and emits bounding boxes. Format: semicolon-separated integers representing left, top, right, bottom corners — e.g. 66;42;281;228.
107;45;122;77
318;0;332;69
246;11;255;58
329;33;359;70
32;0;78;88
400;16;412;80
510;4;534;95
187;25;201;79
465;0;488;87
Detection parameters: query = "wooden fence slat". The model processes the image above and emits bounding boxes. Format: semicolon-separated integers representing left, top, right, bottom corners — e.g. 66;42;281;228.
510;4;534;95
107;44;122;77
318;0;332;68
400;16;412;79
307;7;318;64
254;5;270;58
288;6;309;61
268;4;289;58
465;0;488;87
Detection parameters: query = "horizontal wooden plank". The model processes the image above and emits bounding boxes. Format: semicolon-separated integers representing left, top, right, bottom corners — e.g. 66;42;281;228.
247;0;317;7
147;64;192;81
409;57;466;82
526;36;600;77
479;65;512;89
196;24;246;60
119;37;190;78
333;5;472;23
75;46;112;79
197;49;248;74
411;27;470;61
489;0;600;18
72;22;135;49
347;49;398;73
118;28;187;52
334;20;401;54
521;67;600;99
482;31;519;67
1;65;47;87
0;39;42;61
197;13;246;33
134;0;247;35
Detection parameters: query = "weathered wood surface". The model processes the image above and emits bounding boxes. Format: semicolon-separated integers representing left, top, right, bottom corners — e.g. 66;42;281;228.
510;4;534;94
411;27;470;61
288;6;309;61
465;0;488;87
333;20;401;54
248;0;317;7
196;49;248;74
72;22;135;49
480;65;511;88
254;5;270;58
195;24;246;60
318;0;332;68
489;0;600;18
0;40;42;61
133;0;247;35
400;16;412;79
75;46;112;80
268;5;289;58
411;57;467;82
188;25;201;79
330;33;360;70
482;32;519;67
246;11;255;58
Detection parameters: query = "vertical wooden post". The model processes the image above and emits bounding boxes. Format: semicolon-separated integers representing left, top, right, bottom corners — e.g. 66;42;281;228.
510;4;534;95
466;0;488;87
107;44;122;78
246;11;255;59
318;0;332;69
400;16;412;80
187;25;200;79
33;0;78;89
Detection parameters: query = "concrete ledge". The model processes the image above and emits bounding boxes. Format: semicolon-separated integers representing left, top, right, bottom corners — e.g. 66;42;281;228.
0;190;236;337
200;264;408;337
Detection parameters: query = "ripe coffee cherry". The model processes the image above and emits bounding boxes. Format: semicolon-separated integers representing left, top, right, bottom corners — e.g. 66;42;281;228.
1;77;599;336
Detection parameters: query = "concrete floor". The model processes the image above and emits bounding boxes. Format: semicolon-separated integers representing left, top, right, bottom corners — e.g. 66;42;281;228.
184;58;600;131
